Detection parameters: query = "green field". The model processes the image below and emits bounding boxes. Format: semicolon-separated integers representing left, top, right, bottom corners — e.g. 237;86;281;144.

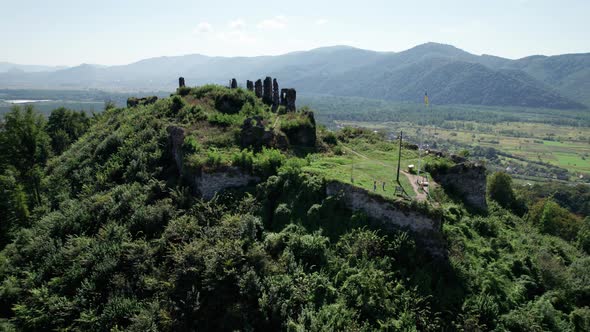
335;120;590;180
304;137;438;201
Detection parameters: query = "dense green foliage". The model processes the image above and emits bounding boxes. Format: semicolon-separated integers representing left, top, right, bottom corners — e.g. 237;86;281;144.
487;172;517;209
46;107;91;154
0;86;588;331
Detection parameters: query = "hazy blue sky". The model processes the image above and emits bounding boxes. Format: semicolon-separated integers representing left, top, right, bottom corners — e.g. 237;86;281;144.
2;0;589;66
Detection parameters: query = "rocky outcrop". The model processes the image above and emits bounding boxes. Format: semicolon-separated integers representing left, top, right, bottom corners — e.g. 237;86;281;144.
326;181;444;257
127;96;158;108
254;79;262;98
179;77;185;88
432;162;487;211
230;78;238;89
240;116;288;150
246;80;254;92
281;110;317;147
280;88;296;112
263;76;273;105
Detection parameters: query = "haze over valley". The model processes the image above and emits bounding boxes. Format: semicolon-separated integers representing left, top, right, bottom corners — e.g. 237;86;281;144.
2;43;589;109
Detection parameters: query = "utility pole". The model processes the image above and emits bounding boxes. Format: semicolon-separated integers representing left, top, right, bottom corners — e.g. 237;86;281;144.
396;131;402;183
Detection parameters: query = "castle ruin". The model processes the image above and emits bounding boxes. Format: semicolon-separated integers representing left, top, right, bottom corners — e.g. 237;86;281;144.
254;79;262;98
229;76;296;112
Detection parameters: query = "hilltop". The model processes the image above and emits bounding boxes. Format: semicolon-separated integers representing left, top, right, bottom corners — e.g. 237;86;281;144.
0;82;589;331
1;43;589;109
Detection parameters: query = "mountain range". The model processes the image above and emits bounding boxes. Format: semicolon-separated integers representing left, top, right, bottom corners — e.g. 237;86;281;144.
1;43;589;109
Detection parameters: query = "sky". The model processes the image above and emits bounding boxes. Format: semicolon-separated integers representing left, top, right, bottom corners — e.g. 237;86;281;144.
1;0;589;66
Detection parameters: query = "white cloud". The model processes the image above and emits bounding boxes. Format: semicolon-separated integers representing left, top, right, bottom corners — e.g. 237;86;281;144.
229;18;245;30
315;18;328;25
257;16;287;29
216;30;257;44
193;22;213;33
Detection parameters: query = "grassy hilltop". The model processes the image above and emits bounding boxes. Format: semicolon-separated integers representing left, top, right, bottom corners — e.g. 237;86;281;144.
0;85;589;331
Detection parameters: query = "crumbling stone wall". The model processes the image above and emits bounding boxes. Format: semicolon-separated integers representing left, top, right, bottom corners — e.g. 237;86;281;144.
196;167;260;200
167;125;260;200
431;162;488;211
326;181;444;257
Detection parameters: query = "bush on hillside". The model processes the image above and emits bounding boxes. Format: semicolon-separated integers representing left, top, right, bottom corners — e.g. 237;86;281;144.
487;172;516;209
528;198;583;241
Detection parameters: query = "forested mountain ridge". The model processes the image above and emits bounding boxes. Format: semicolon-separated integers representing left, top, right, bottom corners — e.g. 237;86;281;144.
1;43;588;109
0;85;589;330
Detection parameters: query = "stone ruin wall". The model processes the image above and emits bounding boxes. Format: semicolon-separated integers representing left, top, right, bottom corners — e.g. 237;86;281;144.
326;180;445;257
167;125;260;200
229;76;296;112
431;162;488;211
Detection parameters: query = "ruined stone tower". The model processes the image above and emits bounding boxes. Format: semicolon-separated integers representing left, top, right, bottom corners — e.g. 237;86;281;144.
272;78;280;112
280;88;297;112
262;76;272;105
262;76;273;105
254;79;262;98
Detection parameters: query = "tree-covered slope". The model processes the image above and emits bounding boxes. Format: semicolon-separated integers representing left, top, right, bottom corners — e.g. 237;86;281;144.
501;53;590;106
0;86;589;331
298;57;585;109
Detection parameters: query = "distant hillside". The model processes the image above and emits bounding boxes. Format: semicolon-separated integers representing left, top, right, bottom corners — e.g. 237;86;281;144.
0;62;67;73
0;43;588;109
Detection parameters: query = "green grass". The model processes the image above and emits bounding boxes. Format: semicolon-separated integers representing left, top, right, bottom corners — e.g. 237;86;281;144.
304;140;437;201
337;120;590;177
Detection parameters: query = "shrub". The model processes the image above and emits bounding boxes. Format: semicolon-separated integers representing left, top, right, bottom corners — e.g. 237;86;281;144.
424;159;453;175
231;149;254;172
528;198;583;241
94;133;123;160
182;136;201;154
487;172;516;209
177;86;191;96
322;131;338;146
254;148;285;177
208;112;243;127
206;149;224;168
171;95;185;114
177;105;207;123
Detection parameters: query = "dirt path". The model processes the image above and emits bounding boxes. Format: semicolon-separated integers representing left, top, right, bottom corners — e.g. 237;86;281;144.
401;171;428;202
341;144;428;201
